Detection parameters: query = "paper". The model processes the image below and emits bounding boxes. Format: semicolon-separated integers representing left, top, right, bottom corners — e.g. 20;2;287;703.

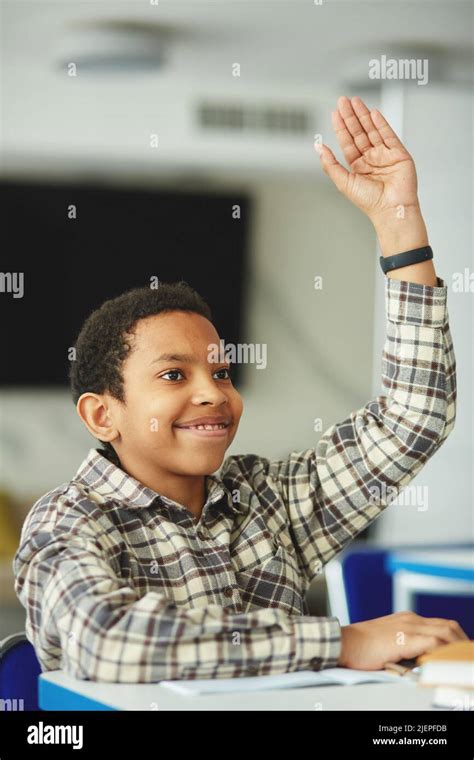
159;667;402;696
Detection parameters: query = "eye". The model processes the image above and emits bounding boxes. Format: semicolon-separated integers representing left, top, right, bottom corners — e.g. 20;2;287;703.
158;367;233;382
159;369;184;381
214;366;233;380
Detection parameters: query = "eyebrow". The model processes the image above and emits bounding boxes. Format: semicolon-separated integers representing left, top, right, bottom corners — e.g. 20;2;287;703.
150;353;196;365
150;352;231;366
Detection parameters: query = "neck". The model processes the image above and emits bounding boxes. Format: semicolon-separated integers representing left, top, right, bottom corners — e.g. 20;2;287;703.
105;448;207;519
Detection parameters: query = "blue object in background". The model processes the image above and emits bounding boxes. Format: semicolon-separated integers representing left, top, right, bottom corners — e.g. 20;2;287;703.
415;594;474;639
325;542;474;637
343;548;393;621
0;632;42;711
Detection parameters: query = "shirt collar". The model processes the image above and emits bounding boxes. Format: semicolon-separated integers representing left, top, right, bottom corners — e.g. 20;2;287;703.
73;447;242;516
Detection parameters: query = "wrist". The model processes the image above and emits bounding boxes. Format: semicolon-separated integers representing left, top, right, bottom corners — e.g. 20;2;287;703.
370;204;429;258
338;625;350;668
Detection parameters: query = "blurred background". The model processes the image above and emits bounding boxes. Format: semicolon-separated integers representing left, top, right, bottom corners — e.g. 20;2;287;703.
1;1;472;640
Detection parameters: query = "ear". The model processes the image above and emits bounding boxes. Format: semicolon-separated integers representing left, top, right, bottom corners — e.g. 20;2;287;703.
76;392;119;443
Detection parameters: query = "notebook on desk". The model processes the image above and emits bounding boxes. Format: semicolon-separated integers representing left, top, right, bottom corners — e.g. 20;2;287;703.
159;667;407;696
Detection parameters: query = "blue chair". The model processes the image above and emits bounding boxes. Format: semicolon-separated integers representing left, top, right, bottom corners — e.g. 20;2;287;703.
325;542;474;637
325;544;392;625
0;632;42;711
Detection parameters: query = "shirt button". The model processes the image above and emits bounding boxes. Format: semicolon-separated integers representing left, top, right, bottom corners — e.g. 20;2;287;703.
223;587;234;598
309;657;323;670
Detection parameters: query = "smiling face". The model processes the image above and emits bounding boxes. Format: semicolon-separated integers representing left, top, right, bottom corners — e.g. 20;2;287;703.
106;310;244;479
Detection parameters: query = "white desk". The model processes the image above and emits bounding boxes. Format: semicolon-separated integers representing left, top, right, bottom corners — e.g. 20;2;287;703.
39;671;439;711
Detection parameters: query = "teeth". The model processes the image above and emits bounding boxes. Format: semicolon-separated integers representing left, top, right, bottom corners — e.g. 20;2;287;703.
187;423;226;430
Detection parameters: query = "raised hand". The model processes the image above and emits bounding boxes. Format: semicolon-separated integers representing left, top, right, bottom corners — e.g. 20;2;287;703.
316;96;419;223
317;95;438;285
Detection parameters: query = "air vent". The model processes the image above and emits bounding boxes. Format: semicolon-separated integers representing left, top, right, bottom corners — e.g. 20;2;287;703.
197;101;311;135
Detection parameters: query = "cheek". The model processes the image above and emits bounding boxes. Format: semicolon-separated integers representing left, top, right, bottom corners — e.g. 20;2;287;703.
129;397;175;439
143;393;182;433
235;390;244;413
230;392;244;423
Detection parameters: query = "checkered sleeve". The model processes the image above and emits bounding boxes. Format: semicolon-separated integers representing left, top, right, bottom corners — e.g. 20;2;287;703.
264;276;456;583
13;520;342;682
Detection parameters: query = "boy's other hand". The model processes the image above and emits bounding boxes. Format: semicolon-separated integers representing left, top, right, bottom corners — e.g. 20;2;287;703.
338;611;469;671
315;96;419;225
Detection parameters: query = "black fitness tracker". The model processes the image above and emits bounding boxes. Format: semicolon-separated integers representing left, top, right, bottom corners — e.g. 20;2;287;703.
379;245;433;274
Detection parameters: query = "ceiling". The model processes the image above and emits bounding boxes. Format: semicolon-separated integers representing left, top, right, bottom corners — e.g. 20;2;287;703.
1;0;472;180
2;0;472;83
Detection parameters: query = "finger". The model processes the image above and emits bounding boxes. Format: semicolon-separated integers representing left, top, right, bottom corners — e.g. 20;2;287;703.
337;95;378;152
370;107;406;150
412;624;463;645
408;635;446;657
422;618;469;640
350;96;387;149
317;144;350;194
331;109;361;166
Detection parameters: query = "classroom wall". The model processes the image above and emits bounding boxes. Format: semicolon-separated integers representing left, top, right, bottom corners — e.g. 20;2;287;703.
0;176;375;507
371;83;473;545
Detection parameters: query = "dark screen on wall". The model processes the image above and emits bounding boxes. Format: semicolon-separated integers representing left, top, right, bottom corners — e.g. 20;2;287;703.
0;182;251;387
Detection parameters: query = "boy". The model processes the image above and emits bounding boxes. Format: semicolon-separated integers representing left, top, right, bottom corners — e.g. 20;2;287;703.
13;97;467;683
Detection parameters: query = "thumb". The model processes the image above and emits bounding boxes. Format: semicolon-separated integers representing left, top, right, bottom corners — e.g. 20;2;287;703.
315;144;350;194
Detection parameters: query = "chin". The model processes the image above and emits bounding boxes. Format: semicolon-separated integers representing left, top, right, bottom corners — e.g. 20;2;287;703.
185;452;226;475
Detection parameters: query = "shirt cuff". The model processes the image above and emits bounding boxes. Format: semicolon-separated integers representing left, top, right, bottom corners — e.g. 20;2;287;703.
385;275;448;328
294;615;342;671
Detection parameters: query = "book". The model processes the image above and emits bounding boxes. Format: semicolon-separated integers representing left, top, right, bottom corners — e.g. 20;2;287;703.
417;641;474;688
417;640;474;711
432;687;474;710
159;667;405;696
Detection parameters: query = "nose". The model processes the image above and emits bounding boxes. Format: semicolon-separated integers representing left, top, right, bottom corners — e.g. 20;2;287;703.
190;373;229;406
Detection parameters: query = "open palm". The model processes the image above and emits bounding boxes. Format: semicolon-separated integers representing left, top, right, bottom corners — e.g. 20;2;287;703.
317;96;419;221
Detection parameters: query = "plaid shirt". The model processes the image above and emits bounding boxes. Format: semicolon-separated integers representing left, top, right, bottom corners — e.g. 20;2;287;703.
13;276;456;683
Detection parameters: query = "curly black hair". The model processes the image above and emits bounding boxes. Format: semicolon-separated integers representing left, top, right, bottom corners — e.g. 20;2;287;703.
69;281;213;466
